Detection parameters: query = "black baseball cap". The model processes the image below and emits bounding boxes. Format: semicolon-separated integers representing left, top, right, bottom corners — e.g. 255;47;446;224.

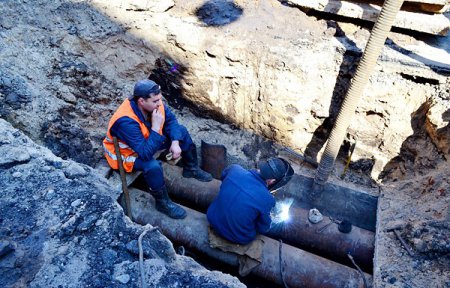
132;79;161;99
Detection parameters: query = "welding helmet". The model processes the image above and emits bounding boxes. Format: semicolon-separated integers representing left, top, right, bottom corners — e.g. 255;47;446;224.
258;157;294;191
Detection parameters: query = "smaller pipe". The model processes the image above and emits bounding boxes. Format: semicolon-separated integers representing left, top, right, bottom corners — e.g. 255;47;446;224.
281;147;319;168
129;187;372;288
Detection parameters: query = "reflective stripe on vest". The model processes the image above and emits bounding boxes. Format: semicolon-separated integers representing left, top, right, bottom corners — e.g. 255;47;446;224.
103;98;165;172
103;141;137;163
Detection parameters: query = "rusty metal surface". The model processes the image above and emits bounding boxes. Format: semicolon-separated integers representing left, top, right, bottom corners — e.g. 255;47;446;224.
162;163;375;272
200;140;227;180
267;206;375;272
130;187;371;288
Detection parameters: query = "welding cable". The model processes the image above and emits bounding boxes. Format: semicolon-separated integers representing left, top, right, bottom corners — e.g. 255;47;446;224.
177;246;186;256
347;253;368;288
138;225;160;288
316;217;340;233
278;240;289;288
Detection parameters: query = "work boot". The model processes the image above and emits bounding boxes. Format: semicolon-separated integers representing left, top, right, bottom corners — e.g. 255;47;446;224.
150;186;187;219
182;144;213;182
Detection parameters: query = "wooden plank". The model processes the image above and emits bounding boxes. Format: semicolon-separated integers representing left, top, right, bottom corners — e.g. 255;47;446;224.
406;0;447;4
287;0;450;35
349;0;449;13
353;0;448;5
107;170;142;191
415;3;449;13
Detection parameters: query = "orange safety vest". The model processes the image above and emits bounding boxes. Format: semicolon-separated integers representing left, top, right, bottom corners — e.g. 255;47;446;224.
103;98;165;172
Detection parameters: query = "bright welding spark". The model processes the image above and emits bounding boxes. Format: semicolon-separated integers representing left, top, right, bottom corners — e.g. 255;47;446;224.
279;203;291;222
270;198;294;224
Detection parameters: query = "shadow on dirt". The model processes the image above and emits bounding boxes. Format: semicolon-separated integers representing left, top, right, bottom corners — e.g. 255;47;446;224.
148;57;190;110
303;4;363;166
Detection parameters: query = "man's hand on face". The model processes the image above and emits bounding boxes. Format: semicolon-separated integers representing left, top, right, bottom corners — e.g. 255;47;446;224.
169;140;182;159
151;108;164;133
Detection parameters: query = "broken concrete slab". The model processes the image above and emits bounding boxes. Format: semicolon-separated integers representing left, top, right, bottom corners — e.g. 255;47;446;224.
287;0;450;35
404;0;447;5
352;0;448;13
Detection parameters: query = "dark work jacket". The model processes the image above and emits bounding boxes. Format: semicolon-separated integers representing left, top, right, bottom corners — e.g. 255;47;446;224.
206;164;275;245
110;98;182;161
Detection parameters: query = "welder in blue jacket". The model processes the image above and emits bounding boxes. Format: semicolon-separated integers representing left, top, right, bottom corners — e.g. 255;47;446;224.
104;79;213;219
206;158;293;244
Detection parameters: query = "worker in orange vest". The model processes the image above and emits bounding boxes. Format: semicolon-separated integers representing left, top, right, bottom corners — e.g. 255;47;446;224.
103;79;212;219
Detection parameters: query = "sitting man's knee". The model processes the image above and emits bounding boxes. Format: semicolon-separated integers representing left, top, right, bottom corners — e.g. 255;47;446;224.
141;159;162;173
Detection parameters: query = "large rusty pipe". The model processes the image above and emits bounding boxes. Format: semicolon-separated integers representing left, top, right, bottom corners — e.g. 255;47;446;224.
162;163;374;272
129;187;371;288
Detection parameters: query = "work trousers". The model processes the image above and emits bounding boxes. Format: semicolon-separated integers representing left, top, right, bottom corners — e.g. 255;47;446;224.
133;125;193;191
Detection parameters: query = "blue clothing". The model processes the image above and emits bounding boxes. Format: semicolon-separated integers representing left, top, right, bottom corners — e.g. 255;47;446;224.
207;164;275;245
110;98;190;160
110;98;193;190
133;158;165;191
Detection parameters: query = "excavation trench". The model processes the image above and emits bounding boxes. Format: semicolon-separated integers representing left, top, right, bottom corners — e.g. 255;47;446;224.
125;163;377;287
